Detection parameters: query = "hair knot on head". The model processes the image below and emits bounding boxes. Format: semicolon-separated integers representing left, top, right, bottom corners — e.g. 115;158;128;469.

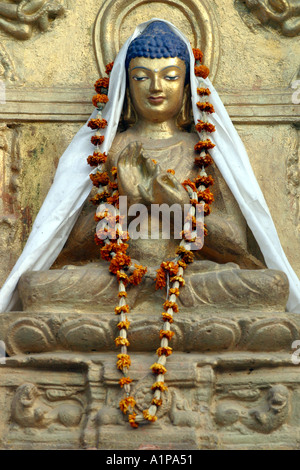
125;21;190;80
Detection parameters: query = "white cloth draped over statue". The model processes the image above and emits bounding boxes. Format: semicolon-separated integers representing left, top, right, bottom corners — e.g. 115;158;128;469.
0;18;299;313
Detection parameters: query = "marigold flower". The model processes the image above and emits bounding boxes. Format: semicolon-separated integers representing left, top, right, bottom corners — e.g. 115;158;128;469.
117;319;130;330
151;381;168;392
143;410;158;422
195;120;216;133
182;179;197;193
150;363;167;375
105;61;114;75
116;271;129;285
106;192;119;207
155;266;167;290
109;252;131;274
89;171;110;187
177;259;187;270
163;300;179;313
94;233;105;246
119;377;133;388
92;94;109;107
197;87;211;96
194;174;214;187
194;139;215;153
109;181;118;190
170;275;185;286
162;312;174;323
90;190;110;205
128;413;139;428
204;203;211;216
194;65;210;78
91;135;105;146
169;287;180;297
161;261;179;275
176;246;195;263
116;353;131;370
194;154;214;168
167;169;175;175
88;118;108;130
100;242;128;261
87;151;107;167
196;102;215;113
115;336;130;347
190;198;199;207
111;166;117;178
159;330;175;340
119;396;136;414
193;48;203;62
118;291;128;298
128;264;147;286
151;398;163;407
94;77;109;92
156;346;173;357
198;188;214;204
152;159;157;164
115;304;130;315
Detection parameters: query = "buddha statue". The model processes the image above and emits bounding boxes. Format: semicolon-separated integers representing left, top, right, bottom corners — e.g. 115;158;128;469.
17;20;290;314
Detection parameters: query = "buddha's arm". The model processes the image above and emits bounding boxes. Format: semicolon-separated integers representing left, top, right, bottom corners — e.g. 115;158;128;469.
199;212;265;269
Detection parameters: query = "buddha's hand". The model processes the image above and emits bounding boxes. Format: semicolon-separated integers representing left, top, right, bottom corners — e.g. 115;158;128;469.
117;141;156;206
117;141;190;207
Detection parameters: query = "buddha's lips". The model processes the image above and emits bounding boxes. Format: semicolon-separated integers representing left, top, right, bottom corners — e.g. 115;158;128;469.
148;95;165;104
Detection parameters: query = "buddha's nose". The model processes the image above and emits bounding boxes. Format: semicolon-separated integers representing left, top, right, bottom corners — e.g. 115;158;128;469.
149;74;163;93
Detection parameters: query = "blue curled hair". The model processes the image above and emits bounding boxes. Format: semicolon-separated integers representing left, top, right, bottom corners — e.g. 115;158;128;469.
125;21;190;83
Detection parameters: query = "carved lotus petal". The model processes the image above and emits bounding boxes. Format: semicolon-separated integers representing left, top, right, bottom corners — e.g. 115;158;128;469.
58;319;111;352
245;319;298;351
186;318;241;351
6;318;55;355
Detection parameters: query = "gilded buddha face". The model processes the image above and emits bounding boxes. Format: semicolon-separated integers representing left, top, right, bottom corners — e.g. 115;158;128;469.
128;56;186;124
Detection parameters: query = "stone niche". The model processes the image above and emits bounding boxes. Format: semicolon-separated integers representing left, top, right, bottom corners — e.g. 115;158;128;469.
0;0;300;450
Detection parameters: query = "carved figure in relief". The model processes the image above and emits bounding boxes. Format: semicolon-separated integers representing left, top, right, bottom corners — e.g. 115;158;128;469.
0;0;64;39
11;383;83;428
242;0;300;36
215;385;289;433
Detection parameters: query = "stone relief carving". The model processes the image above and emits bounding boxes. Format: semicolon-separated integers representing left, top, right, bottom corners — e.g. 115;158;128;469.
0;0;65;40
0;44;18;82
238;0;300;36
11;383;84;428
215;385;289;434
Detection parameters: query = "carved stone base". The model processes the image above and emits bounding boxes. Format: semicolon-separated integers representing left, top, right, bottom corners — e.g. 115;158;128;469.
0;309;300;450
0;352;299;450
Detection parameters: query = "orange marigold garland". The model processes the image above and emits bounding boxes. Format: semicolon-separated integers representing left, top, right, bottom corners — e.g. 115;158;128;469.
86;53;216;428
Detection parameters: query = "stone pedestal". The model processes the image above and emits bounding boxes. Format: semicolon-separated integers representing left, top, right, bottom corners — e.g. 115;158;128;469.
0;309;300;450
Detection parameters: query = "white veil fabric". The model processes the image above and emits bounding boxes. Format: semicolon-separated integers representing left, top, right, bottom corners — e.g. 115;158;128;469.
0;18;299;313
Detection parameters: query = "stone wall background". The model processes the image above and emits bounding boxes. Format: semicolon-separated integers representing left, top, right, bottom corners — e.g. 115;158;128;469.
0;0;299;288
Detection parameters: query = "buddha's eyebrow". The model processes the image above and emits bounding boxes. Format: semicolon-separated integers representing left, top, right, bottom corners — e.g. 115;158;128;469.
130;66;152;72
130;65;182;72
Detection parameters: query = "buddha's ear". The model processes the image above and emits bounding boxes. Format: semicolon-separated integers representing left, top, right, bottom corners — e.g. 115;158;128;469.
176;83;192;131
122;88;137;129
